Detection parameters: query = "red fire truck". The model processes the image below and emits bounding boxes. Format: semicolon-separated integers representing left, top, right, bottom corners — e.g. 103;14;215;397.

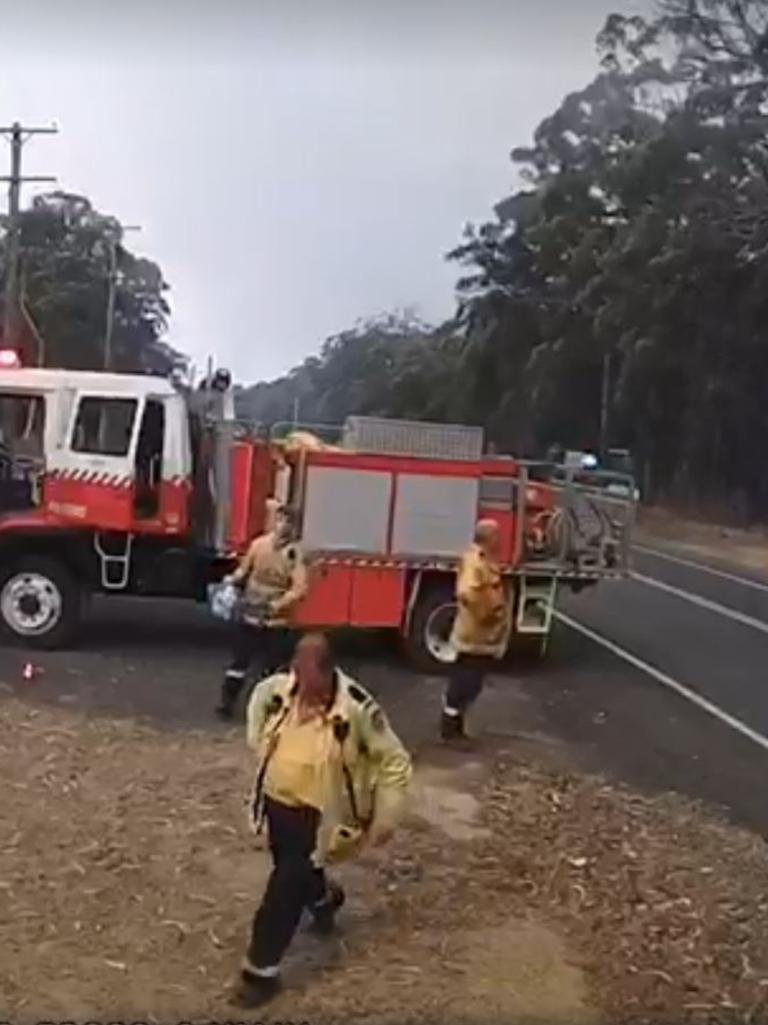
0;360;634;668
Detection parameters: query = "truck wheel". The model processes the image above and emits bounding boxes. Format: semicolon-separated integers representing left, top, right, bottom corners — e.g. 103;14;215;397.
405;584;458;673
0;556;82;649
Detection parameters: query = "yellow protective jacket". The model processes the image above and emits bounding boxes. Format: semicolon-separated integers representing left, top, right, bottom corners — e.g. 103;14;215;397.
245;669;412;864
231;532;308;627
449;543;511;659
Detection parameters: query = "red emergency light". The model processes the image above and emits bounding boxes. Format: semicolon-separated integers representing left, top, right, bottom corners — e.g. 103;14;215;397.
0;349;21;368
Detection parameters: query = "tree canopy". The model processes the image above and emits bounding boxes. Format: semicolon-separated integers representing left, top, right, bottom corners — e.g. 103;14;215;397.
236;312;465;430
0;191;183;376
242;0;768;520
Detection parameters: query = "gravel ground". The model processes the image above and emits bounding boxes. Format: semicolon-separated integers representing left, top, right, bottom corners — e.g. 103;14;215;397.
2;687;768;1025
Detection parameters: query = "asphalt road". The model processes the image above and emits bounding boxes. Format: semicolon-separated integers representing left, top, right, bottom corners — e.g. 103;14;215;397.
2;537;768;838
556;541;768;836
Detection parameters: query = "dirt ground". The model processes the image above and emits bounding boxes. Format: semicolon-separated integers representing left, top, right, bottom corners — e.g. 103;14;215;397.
3;690;768;1025
638;506;768;575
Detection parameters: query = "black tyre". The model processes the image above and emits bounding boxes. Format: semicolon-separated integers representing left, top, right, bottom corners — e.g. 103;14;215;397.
0;556;82;649
404;583;458;674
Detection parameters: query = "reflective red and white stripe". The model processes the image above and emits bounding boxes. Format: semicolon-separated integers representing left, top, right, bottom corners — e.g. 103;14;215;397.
47;469;191;489
316;556;450;570
47;468;132;489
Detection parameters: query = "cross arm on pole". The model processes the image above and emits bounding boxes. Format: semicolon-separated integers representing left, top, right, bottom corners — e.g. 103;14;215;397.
0;126;58;135
0;176;56;184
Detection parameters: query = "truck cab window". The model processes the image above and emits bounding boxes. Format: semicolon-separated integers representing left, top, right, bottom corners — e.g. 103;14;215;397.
72;397;137;457
0;392;45;462
0;392;46;512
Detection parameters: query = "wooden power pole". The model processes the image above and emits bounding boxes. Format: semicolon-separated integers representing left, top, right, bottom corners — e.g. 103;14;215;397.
0;122;57;352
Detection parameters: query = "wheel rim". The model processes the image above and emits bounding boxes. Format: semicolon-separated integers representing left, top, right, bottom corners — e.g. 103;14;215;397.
1;572;63;637
424;601;458;664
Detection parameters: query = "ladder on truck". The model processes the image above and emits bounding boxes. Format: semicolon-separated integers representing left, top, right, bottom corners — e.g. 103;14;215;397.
516;575;558;655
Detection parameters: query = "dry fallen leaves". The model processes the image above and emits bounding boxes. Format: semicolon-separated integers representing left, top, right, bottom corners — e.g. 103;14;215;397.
2;695;768;1025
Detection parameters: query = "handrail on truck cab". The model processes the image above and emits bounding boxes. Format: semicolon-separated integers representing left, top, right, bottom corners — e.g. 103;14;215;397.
209;418;266;441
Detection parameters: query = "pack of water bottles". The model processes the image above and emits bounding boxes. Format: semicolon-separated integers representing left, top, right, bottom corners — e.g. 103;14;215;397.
207;579;241;622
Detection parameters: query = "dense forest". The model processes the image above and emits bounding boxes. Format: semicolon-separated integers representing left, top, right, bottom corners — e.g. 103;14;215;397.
239;0;768;520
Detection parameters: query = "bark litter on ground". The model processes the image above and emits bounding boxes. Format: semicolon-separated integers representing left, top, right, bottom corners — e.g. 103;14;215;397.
1;698;766;1024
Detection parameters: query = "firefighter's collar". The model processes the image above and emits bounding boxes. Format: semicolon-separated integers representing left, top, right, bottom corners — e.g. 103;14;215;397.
282;668;346;720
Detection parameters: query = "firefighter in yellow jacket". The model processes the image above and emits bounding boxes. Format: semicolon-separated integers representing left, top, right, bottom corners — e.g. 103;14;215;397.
216;507;308;720
234;632;412;1009
442;519;511;740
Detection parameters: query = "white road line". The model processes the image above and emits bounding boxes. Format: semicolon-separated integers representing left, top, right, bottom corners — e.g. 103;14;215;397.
555;611;768;754
634;544;768;594
632;571;768;637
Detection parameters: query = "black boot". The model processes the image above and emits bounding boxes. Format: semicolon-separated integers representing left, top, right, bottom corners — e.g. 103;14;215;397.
216;676;243;720
440;710;465;741
215;693;235;720
231;969;282;1008
309;880;345;935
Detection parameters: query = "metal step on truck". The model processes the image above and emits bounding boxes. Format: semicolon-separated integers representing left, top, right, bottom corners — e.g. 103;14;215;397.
0;357;635;668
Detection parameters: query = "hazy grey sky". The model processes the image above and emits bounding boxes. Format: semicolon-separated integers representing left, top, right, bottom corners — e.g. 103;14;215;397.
2;0;644;383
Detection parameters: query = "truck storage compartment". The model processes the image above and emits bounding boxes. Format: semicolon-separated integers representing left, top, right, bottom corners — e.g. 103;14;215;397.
293;563;353;626
301;465;391;554
390;473;478;558
349;565;405;627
